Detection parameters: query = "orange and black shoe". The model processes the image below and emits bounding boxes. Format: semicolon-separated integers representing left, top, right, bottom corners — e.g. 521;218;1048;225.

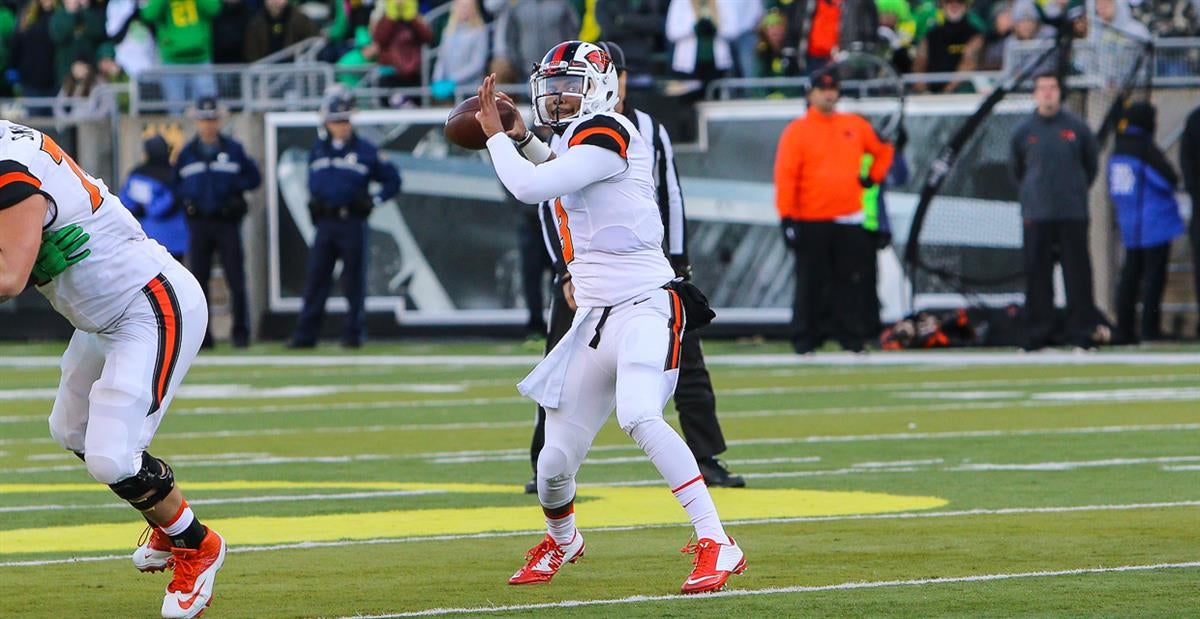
680;535;746;594
508;531;585;585
161;527;226;618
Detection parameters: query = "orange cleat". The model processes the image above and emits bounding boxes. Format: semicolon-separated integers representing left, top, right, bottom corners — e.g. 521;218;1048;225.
680;536;746;594
133;526;175;573
161;527;225;619
507;532;585;585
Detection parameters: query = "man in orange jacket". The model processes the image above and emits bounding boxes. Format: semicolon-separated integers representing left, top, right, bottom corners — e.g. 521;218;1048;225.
774;67;894;353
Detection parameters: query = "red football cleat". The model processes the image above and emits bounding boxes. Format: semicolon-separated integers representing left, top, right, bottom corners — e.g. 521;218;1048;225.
508;532;585;585
680;536;746;594
161;527;226;618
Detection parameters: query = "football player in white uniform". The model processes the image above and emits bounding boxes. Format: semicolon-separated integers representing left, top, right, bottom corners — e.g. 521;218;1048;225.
0;122;224;619
475;41;746;594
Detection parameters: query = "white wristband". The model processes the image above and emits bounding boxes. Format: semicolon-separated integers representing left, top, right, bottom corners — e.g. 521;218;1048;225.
518;132;553;164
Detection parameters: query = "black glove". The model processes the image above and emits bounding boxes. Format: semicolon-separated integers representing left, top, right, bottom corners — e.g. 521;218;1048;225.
859;176;876;189
307;199;325;219
780;218;800;249
669;254;692;281
222;193;248;219
349;193;374;217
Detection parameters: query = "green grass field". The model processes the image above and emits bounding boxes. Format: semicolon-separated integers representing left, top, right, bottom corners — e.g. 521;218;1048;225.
1;341;1198;618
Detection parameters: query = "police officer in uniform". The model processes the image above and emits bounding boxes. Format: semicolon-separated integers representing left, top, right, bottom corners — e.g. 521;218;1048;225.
288;93;401;348
176;96;262;348
523;42;744;492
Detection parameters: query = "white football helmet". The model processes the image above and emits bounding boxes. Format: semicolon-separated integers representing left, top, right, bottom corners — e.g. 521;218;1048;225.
529;40;619;130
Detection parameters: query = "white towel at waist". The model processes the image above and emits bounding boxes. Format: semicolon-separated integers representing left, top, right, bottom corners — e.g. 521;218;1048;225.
517;306;594;409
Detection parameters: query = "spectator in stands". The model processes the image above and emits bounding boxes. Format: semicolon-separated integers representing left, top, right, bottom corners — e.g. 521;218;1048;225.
120;135;188;262
333;26;379;88
774;67;895;354
49;0;106;86
430;0;488;101
105;0;158;77
758;8;802;83
177;96;262;348
913;0;985;92
1108;102;1184;344
665;0;731;84
723;0;764;78
595;0;669;80
983;1;1051;71
213;0;254;64
1130;0;1199;38
0;1;16;99
979;0;1012;70
877;0;916;74
1181;104;1200;334
53;54;116;121
245;0;319;61
373;0;435;92
1093;0;1149;40
804;0;841;72
1010;73;1105;351
9;0;60;114
325;0;377;62
489;0;579;84
142;0;220;109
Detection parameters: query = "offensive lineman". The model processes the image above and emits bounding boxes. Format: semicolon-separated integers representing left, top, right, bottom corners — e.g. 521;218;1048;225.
475;41;746;594
0;121;224;619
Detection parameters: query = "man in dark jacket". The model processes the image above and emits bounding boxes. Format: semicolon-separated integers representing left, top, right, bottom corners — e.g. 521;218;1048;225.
1109;102;1184;344
1181;104;1200;334
1010;73;1104;350
120;135;188;262
177;96;263;348
289;92;401;348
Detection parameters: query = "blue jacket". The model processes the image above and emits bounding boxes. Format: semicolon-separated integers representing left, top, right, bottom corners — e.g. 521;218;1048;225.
1108;127;1184;249
308;133;401;210
175;134;262;218
120;168;188;256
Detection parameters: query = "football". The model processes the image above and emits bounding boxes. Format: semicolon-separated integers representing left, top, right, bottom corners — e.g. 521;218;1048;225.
444;96;519;150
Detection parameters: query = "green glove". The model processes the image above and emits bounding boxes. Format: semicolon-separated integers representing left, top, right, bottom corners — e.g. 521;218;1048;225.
31;224;91;285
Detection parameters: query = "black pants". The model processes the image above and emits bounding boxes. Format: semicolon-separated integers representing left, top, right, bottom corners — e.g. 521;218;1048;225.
1022;220;1101;349
528;281;727;472
518;218;552;333
187;218;249;343
1115;243;1171;343
787;221;875;352
293;218;368;346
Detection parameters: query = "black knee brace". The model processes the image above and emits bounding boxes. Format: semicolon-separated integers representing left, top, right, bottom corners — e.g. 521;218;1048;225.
108;452;175;511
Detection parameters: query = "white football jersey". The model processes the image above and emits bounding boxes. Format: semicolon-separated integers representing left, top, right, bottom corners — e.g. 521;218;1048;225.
0;121;171;332
549;112;675;307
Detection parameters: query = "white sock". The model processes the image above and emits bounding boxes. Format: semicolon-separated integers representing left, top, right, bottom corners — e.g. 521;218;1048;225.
629;418;728;543
544;504;576;546
161;502;195;538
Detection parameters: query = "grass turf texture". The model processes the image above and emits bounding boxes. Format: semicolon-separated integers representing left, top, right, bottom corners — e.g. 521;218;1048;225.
0;341;1197;617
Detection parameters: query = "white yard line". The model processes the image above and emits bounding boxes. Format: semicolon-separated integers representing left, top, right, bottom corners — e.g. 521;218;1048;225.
0;489;446;513
1163;465;1200;472
953;456;1200;471
342;562;1200;618
3;500;1197;569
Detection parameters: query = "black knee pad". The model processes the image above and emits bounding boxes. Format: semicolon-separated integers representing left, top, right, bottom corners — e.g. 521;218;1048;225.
108;452;175;511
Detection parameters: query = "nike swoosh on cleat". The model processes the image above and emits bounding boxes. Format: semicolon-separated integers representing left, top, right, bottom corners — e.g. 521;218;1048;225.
685;575;722;586
177;589;203;610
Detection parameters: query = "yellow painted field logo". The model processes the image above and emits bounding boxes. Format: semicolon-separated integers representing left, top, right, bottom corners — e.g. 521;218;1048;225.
0;481;948;555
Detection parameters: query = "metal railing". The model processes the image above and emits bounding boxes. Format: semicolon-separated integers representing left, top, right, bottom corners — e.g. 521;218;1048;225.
705;71;1005;100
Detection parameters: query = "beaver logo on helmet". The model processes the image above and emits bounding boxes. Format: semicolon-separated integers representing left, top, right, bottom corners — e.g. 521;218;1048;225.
585;49;611;74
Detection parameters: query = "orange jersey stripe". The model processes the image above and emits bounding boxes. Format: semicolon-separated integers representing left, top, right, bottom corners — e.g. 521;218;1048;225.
665;289;684;371
554;198;574;264
0;171;42;190
568;127;628;158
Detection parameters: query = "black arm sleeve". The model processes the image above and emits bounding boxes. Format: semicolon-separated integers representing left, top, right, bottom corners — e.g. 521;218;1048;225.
0;160;43;211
